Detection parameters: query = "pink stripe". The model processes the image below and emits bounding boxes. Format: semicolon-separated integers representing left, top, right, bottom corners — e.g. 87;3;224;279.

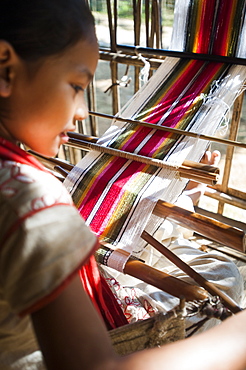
87;161;145;234
142;60;204;125
195;0;217;53
96;169;143;235
137;63;223;157
79;157;128;218
119;60;204;155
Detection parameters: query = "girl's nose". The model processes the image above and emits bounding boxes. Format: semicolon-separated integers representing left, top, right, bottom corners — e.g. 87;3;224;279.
74;105;88;122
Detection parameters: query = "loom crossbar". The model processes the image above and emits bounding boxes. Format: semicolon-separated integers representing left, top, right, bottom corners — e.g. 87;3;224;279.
96;246;208;302
117;44;246;66
67;132;220;174
66;136;219;185
153;200;246;253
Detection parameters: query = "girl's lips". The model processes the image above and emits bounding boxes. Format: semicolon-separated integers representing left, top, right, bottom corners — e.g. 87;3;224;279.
59;131;69;143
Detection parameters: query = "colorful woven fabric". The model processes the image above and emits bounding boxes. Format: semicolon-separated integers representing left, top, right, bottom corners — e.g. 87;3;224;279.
65;0;246;264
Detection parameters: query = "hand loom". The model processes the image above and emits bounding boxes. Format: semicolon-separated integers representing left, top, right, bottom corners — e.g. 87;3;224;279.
31;0;246;319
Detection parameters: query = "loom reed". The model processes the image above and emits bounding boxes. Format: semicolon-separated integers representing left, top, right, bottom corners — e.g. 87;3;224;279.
66;135;219;185
30;146;219;186
68;131;219;174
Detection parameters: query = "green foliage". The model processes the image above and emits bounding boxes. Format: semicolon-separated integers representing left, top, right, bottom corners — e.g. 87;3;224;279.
118;2;133;18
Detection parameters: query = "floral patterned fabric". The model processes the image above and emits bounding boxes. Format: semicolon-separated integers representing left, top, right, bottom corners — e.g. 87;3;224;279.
0;140;98;369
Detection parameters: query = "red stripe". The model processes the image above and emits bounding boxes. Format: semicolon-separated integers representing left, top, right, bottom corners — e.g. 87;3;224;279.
81;161;145;233
212;0;233;55
195;0;217;53
117;60;204;156
135;63;224;158
142;61;204;125
78;156;130;217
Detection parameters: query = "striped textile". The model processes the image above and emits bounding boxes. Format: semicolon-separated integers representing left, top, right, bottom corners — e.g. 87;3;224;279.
64;0;246;267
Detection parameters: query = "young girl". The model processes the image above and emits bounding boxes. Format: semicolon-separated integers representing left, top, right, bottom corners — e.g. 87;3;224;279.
1;1;246;369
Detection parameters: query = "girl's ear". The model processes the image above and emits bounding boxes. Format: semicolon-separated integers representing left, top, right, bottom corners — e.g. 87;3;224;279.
0;40;18;98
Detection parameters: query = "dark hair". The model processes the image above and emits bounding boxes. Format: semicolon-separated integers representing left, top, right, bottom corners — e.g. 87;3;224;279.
0;0;96;61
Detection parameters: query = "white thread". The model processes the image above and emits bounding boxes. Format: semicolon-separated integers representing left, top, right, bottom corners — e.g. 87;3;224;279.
203;79;232;137
112;50;122;60
107;249;131;272
135;46;150;85
119;64;132;87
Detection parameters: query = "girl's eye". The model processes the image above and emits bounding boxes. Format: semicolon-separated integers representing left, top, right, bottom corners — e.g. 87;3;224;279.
71;84;84;94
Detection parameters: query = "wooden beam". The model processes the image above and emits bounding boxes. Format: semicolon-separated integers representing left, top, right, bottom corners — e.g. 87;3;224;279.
96;246;208;302
153;200;245;252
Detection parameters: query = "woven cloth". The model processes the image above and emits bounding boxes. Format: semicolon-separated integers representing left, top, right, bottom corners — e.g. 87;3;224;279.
64;0;246;270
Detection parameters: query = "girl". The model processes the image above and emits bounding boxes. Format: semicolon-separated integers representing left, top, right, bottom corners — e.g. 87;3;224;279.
0;1;246;369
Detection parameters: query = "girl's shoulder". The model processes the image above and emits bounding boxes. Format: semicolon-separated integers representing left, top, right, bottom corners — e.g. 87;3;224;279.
0;159;73;216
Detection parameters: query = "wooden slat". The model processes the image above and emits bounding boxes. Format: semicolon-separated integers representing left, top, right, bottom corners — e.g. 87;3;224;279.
205;187;246;210
124;259;207;301
218;93;244;215
153;200;245;252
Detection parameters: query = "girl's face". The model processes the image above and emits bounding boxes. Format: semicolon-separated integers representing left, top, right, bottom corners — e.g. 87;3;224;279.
1;37;99;156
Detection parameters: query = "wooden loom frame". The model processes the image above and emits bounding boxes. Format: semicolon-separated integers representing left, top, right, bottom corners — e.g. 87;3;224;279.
61;1;246;246
29;143;244;312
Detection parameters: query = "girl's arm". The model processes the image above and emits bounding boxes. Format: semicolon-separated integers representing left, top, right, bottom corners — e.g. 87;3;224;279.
31;275;117;370
32;275;246;370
